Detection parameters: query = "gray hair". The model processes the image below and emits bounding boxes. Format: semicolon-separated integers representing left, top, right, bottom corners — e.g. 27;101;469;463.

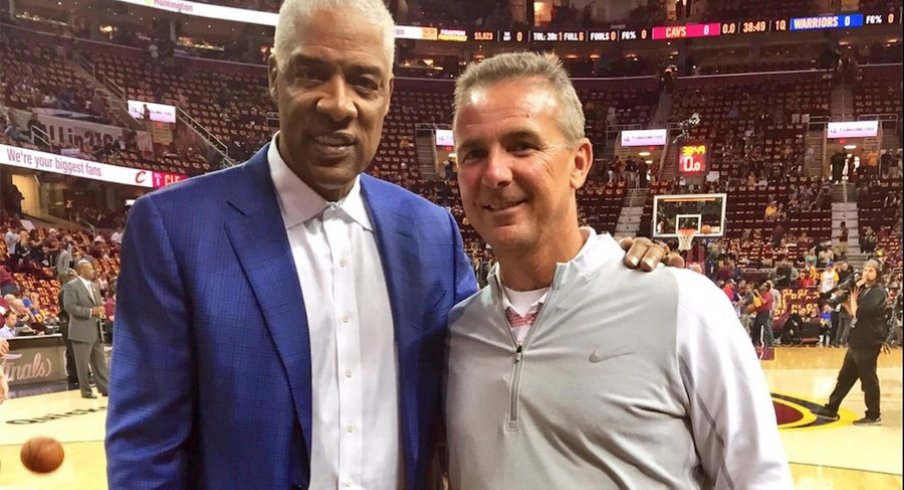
453;52;585;145
273;0;395;71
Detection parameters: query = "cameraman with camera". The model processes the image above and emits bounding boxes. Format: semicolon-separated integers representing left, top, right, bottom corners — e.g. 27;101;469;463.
818;259;889;426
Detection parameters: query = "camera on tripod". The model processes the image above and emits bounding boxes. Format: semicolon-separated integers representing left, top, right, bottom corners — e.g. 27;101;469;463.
824;271;862;308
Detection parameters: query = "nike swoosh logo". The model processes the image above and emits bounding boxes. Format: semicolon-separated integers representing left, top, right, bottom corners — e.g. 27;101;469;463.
589;349;633;364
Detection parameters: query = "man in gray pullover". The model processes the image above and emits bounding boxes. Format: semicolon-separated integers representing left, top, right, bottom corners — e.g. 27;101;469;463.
444;52;792;489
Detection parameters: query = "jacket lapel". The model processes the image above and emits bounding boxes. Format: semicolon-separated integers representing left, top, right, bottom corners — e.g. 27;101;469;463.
223;145;313;457
361;176;423;484
78;279;97;306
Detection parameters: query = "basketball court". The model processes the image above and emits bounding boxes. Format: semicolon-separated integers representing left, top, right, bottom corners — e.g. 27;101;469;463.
0;347;900;488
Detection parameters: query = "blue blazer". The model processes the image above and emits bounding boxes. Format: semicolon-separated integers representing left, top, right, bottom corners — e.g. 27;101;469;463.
106;144;477;489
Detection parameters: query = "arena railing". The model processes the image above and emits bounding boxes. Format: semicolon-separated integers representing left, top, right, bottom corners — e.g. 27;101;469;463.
176;108;236;167
858;113;899;131
27;126;52;151
73;48;236;168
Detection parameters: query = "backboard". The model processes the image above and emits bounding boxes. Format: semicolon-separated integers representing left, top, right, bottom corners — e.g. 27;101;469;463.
652;193;727;238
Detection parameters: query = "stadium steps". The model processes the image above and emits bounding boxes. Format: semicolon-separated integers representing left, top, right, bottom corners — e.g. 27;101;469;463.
415;126;438;179
69;54;144;132
846;252;870;271
614;206;644;241
831;202;861;255
831;182;858;203
650;92;673;128
830;84;854;121
660;142;680;181
881;130;901;152
72;50;235;166
805;128;826;178
147;121;173;146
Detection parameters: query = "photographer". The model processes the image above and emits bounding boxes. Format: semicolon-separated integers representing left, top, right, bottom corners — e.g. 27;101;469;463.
818;260;889;425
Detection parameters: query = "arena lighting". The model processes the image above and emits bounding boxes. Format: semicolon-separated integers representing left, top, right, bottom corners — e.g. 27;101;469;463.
645;159;654;164
639;151;651;157
844;144;858;150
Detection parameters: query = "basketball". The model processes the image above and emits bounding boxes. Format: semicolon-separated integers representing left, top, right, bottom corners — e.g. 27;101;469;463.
701;224;712;234
20;437;64;474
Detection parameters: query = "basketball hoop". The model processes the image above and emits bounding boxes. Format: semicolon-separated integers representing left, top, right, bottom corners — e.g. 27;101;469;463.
677;228;696;251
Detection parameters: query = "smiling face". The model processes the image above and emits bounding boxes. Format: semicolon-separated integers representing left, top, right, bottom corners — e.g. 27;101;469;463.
454;78;591;256
268;7;393;200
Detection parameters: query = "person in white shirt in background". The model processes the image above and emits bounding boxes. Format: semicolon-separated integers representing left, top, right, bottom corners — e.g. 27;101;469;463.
444;51;792;489
0;311;15;338
110;228;123;245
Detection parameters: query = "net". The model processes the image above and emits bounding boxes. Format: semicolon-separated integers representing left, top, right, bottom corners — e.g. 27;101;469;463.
677;228;696;251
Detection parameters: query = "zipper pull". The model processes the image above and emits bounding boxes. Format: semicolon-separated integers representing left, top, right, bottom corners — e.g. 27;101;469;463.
514;345;523;364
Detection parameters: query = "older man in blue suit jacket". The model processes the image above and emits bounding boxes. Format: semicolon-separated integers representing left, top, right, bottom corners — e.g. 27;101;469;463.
106;1;477;487
106;0;665;488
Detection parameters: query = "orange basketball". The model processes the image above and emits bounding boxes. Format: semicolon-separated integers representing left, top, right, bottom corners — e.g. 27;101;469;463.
701;224;712;234
20;437;64;474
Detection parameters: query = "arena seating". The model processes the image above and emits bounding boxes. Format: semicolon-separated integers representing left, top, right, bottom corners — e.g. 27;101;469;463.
2;18;902;332
0;33;123;127
81;42;273;162
671;71;831;140
854;65;903;120
706;0;816;21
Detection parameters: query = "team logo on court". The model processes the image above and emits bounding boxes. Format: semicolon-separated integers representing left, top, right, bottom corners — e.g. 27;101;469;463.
771;393;853;429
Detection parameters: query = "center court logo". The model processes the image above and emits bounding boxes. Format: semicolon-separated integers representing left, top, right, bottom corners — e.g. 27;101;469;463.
771;393;852;429
5;406;107;425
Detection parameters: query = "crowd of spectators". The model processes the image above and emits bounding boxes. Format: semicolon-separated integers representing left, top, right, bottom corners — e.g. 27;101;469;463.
1;6;901;350
0;213;123;328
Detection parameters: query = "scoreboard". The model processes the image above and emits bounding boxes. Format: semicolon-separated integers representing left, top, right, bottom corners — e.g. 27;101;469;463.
652;23;721;40
678;144;708;175
412;9;900;44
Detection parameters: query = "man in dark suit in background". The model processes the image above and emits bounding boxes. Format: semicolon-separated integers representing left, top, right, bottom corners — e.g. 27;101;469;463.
63;260;109;399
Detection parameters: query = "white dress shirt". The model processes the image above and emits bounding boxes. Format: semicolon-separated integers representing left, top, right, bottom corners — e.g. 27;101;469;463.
80;277;97;304
268;137;401;490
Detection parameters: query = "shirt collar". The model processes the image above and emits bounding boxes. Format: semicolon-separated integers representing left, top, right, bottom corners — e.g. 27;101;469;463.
499;286;549;316
267;133;373;231
491;227;617;292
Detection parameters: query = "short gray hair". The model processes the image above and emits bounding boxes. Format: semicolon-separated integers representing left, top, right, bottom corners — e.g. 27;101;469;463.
453;52;585;145
273;0;396;71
